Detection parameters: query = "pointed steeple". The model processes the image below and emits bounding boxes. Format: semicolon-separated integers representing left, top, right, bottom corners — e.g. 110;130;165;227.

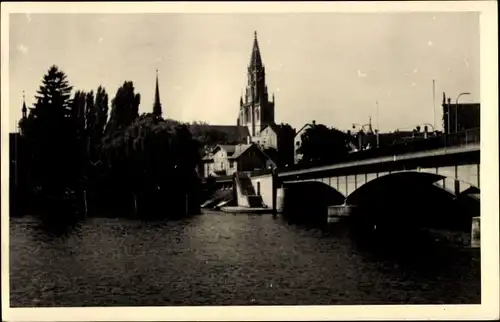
153;69;162;117
21;91;27;119
368;115;373;134
249;30;263;69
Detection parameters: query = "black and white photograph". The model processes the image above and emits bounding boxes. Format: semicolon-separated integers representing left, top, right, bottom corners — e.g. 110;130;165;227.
1;1;498;321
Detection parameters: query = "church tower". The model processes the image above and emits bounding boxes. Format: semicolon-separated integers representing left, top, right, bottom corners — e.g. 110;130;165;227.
153;69;163;118
237;31;275;137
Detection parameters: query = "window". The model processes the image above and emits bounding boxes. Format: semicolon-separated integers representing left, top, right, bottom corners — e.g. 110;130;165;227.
230;161;235;168
296;141;300;147
257;182;261;196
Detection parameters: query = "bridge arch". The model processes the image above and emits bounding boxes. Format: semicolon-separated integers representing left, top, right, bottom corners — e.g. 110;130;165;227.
345;170;480;231
281;180;345;223
346;170;479;203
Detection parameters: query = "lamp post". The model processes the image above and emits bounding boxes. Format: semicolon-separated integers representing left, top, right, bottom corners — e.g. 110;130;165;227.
432;79;436;130
455;92;471;133
376;100;380;148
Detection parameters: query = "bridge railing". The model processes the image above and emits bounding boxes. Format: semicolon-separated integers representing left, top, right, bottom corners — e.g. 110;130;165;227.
280;128;480;173
444;127;480;148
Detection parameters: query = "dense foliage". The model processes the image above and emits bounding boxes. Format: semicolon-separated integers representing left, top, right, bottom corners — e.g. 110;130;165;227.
15;65;202;220
297;124;351;165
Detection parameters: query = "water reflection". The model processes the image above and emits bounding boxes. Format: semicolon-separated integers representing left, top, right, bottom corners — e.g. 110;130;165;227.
10;211;480;307
32;216;84;241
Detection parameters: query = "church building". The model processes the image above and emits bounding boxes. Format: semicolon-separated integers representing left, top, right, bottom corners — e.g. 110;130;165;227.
198;31;286;177
237;31;276;139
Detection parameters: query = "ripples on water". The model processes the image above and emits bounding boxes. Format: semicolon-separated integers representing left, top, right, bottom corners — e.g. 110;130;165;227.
10;211;480;307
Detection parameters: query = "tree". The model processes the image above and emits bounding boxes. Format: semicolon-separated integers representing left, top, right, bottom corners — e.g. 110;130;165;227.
85;91;96;133
94;86;109;140
32;65;73;122
15;66;203;219
21;65;81;213
297;123;350;165
187;121;232;150
275;123;296;167
100;113;201;217
70;90;86;135
105;81;141;135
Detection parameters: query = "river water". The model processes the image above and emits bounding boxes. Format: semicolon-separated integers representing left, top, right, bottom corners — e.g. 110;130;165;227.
10;211;480;306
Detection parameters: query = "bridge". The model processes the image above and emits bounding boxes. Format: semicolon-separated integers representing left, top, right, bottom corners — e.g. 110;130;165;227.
278;144;480;201
201;129;480;233
244;136;480;231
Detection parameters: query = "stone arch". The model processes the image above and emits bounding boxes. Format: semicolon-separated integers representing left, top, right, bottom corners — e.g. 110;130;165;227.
281;180;345;224
345;170;480;232
346;170;479;204
346;171;445;204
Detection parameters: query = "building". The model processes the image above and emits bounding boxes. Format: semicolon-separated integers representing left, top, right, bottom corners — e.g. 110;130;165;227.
200;143;275;177
294;121;316;164
237;31;276;138
442;92;480;134
199;31;294;174
253;123;296;167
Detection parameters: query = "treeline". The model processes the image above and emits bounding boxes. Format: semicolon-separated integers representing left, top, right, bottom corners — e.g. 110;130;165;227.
296;123;353;166
12;65;231;220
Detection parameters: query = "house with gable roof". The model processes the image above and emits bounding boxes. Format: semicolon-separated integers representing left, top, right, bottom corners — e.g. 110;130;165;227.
200;143;275;177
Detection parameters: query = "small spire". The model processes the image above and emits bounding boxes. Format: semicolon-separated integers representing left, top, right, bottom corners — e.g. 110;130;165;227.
21;90;27;118
153;69;162;117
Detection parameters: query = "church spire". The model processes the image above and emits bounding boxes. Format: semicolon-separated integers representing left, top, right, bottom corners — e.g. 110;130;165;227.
21;90;27;119
249;30;263;69
153;69;162;117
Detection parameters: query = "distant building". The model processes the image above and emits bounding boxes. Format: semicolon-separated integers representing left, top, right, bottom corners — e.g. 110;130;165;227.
200;143;275;177
294;121;316;164
198;31;294;174
252;123;296;167
255;124;279;150
442;92;480;134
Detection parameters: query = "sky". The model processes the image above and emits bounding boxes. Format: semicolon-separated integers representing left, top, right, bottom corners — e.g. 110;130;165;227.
8;12;479;133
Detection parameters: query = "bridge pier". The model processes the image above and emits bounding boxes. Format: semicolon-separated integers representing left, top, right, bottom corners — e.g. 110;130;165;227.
328;202;356;223
471;217;480;248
